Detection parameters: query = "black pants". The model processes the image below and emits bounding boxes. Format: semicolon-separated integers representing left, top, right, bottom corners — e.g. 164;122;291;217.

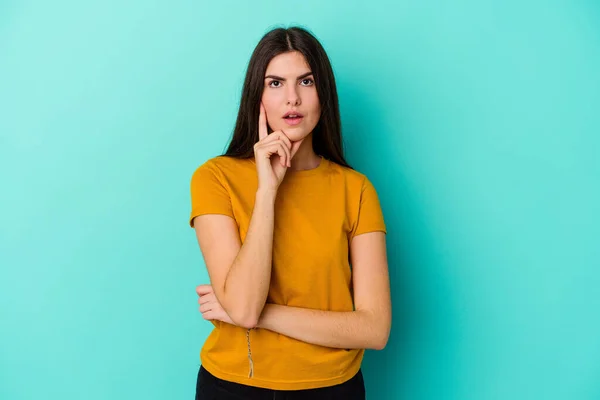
195;365;366;400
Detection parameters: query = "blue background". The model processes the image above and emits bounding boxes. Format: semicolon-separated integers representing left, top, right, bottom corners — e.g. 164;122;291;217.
1;1;599;399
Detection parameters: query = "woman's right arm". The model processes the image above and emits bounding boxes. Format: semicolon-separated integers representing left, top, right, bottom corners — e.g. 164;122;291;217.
192;103;301;329
193;187;277;329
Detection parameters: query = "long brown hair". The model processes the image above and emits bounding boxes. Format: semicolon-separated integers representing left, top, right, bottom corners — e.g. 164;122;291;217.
223;26;351;169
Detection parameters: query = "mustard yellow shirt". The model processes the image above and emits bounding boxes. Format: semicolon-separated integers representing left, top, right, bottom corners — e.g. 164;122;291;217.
189;155;386;390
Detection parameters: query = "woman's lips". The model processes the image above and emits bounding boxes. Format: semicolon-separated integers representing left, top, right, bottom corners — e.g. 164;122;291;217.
283;116;303;126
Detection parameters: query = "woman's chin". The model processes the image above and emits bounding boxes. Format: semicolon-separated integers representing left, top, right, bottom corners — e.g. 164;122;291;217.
280;127;311;142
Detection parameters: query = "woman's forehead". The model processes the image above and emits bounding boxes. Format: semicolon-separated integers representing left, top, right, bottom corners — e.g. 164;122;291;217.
265;51;311;77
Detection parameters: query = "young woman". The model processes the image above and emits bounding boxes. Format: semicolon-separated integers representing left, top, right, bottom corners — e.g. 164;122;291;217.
189;26;391;399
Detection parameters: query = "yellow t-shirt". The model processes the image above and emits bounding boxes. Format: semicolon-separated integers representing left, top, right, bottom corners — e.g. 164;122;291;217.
189;154;386;390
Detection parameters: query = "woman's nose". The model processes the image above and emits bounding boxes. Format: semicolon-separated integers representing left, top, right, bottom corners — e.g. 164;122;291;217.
286;86;301;106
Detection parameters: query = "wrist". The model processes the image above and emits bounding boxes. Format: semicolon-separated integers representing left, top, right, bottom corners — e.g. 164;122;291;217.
256;303;274;329
256;188;277;202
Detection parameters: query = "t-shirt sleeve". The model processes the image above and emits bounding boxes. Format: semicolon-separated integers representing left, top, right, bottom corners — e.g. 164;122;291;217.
350;176;387;238
189;160;234;227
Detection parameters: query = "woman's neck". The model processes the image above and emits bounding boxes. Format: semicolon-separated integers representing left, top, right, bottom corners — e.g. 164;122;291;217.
290;132;321;171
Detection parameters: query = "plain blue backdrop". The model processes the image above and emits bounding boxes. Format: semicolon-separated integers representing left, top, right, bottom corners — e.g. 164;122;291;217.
1;1;599;399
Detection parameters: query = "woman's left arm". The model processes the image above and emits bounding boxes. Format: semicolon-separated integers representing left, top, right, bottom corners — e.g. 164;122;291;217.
257;231;391;350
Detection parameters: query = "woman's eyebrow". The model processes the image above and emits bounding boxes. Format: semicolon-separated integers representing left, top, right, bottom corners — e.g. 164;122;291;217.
264;71;313;81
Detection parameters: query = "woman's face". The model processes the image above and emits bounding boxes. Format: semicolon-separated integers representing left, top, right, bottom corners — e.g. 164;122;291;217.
261;51;321;142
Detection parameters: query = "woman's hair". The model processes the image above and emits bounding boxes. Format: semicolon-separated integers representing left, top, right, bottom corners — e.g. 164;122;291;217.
223;26;351;169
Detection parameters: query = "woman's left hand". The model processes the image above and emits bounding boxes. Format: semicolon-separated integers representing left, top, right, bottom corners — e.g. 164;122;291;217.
196;284;235;325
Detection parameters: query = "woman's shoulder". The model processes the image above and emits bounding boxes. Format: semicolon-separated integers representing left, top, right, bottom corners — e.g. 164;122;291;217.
193;155;254;176
327;159;372;188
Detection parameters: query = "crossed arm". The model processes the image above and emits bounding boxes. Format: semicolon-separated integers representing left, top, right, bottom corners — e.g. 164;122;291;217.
193;212;391;351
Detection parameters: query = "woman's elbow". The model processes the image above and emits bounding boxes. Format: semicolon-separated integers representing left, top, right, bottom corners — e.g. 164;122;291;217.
370;320;391;350
371;334;389;351
232;315;259;329
220;291;263;329
228;306;261;329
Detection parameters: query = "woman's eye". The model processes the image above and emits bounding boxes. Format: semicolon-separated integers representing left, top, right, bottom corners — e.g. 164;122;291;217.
269;80;281;88
300;78;314;86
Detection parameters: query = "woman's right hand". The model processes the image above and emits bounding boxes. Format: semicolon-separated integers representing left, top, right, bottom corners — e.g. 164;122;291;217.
254;103;298;192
